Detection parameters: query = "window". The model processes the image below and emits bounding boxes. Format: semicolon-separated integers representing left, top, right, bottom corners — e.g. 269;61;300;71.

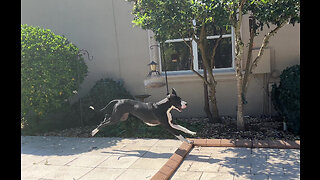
160;28;235;75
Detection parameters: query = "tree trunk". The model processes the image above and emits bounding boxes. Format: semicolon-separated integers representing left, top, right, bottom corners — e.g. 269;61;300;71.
233;0;246;130
208;82;220;123
203;67;214;123
236;76;245;130
198;25;221;123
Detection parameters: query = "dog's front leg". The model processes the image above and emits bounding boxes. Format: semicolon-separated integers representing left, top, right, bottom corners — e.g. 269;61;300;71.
171;124;197;136
175;134;194;144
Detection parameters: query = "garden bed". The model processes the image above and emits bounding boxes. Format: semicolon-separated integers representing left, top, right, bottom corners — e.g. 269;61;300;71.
29;116;299;141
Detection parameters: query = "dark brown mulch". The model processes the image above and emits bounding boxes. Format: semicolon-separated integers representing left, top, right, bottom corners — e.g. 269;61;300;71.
178;116;299;141
34;116;299;141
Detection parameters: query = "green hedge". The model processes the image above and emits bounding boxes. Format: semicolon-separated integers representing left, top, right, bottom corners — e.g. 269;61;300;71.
68;78;177;138
271;64;300;134
68;78;134;126
21;24;88;132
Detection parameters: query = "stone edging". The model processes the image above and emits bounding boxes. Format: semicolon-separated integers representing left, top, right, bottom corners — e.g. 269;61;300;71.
151;138;300;180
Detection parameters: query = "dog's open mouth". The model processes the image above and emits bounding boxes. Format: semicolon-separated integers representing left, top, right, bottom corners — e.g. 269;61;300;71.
173;105;187;112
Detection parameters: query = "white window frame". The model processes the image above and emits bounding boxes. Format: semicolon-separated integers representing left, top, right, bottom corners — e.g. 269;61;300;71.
158;27;235;76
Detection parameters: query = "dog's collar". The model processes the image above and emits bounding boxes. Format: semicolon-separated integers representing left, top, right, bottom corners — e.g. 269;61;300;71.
155;97;169;106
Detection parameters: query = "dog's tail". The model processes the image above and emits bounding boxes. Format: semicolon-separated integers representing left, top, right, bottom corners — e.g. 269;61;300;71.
89;99;119;112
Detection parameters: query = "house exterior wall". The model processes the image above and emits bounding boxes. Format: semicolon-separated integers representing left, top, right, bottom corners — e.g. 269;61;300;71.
21;0;300;118
22;0;150;101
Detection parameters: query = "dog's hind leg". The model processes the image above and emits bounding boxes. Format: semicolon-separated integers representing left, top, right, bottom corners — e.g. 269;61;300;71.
91;117;110;136
92;110;129;136
91;116;118;136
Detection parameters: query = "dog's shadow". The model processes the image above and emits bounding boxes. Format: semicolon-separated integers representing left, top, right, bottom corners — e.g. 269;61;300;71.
99;148;218;163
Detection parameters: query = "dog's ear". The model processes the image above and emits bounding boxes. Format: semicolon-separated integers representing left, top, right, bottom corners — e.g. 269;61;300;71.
171;88;177;95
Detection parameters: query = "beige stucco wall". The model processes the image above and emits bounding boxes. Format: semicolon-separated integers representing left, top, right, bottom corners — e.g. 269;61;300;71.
21;0;150;101
21;0;300;118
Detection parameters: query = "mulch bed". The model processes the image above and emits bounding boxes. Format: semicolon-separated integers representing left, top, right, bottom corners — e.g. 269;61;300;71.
179;116;299;140
34;116;299;141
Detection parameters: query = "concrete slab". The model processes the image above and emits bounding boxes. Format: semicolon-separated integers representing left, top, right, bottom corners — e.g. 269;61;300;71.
128;157;169;170
21;136;300;180
233;174;268;180
21;154;49;170
143;145;178;159
116;169;158;180
44;154;80;166
79;167;126;180
200;172;234;180
251;162;285;175
66;154;110;167
21;136;164;180
171;146;300;180
187;158;221;172
97;155;140;169
268;175;300;180
170;171;203;180
152;139;181;147
46;166;93;179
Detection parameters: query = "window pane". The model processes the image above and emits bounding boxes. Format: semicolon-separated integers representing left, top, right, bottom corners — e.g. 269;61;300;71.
162;41;192;72
198;37;232;69
206;26;232;36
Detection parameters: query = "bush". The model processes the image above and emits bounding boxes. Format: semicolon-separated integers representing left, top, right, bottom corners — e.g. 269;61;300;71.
68;78;134;126
271;64;300;134
68;78;174;138
21;24;88;131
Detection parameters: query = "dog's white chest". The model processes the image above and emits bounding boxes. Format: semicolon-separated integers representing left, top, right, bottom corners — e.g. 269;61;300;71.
166;106;174;125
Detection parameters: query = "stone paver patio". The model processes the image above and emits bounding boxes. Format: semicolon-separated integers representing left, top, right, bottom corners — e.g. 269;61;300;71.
171;146;300;180
21;136;300;180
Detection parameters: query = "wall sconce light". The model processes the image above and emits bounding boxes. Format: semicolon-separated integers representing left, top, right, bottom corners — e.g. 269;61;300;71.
144;60;165;88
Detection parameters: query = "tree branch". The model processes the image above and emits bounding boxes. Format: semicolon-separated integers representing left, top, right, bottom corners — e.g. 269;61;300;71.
242;15;256;96
181;31;210;86
211;32;223;68
249;20;288;74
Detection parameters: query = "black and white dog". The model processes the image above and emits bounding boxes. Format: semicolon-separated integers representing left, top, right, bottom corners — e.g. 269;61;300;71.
90;88;196;144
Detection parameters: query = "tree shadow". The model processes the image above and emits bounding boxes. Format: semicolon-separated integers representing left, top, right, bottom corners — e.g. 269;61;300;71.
21;136;122;156
175;146;300;179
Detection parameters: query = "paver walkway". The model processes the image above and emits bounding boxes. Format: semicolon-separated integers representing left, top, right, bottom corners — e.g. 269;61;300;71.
21;136;181;180
21;136;300;180
171;146;300;180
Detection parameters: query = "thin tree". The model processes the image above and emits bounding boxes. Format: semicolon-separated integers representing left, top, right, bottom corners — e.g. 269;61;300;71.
222;0;300;130
129;0;231;123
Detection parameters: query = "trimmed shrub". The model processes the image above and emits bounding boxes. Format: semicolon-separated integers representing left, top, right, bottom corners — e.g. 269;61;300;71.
21;24;88;131
271;64;300;134
68;78;173;138
68;78;134;126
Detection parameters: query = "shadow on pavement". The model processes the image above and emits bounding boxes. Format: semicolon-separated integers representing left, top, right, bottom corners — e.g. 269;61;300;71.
175;146;300;179
21;136;122;156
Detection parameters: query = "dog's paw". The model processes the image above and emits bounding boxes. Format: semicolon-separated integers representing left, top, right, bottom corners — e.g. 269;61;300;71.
189;131;197;136
91;128;99;136
186;139;194;144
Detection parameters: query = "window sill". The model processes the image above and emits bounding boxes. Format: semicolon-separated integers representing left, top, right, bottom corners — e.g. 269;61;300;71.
161;68;236;83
